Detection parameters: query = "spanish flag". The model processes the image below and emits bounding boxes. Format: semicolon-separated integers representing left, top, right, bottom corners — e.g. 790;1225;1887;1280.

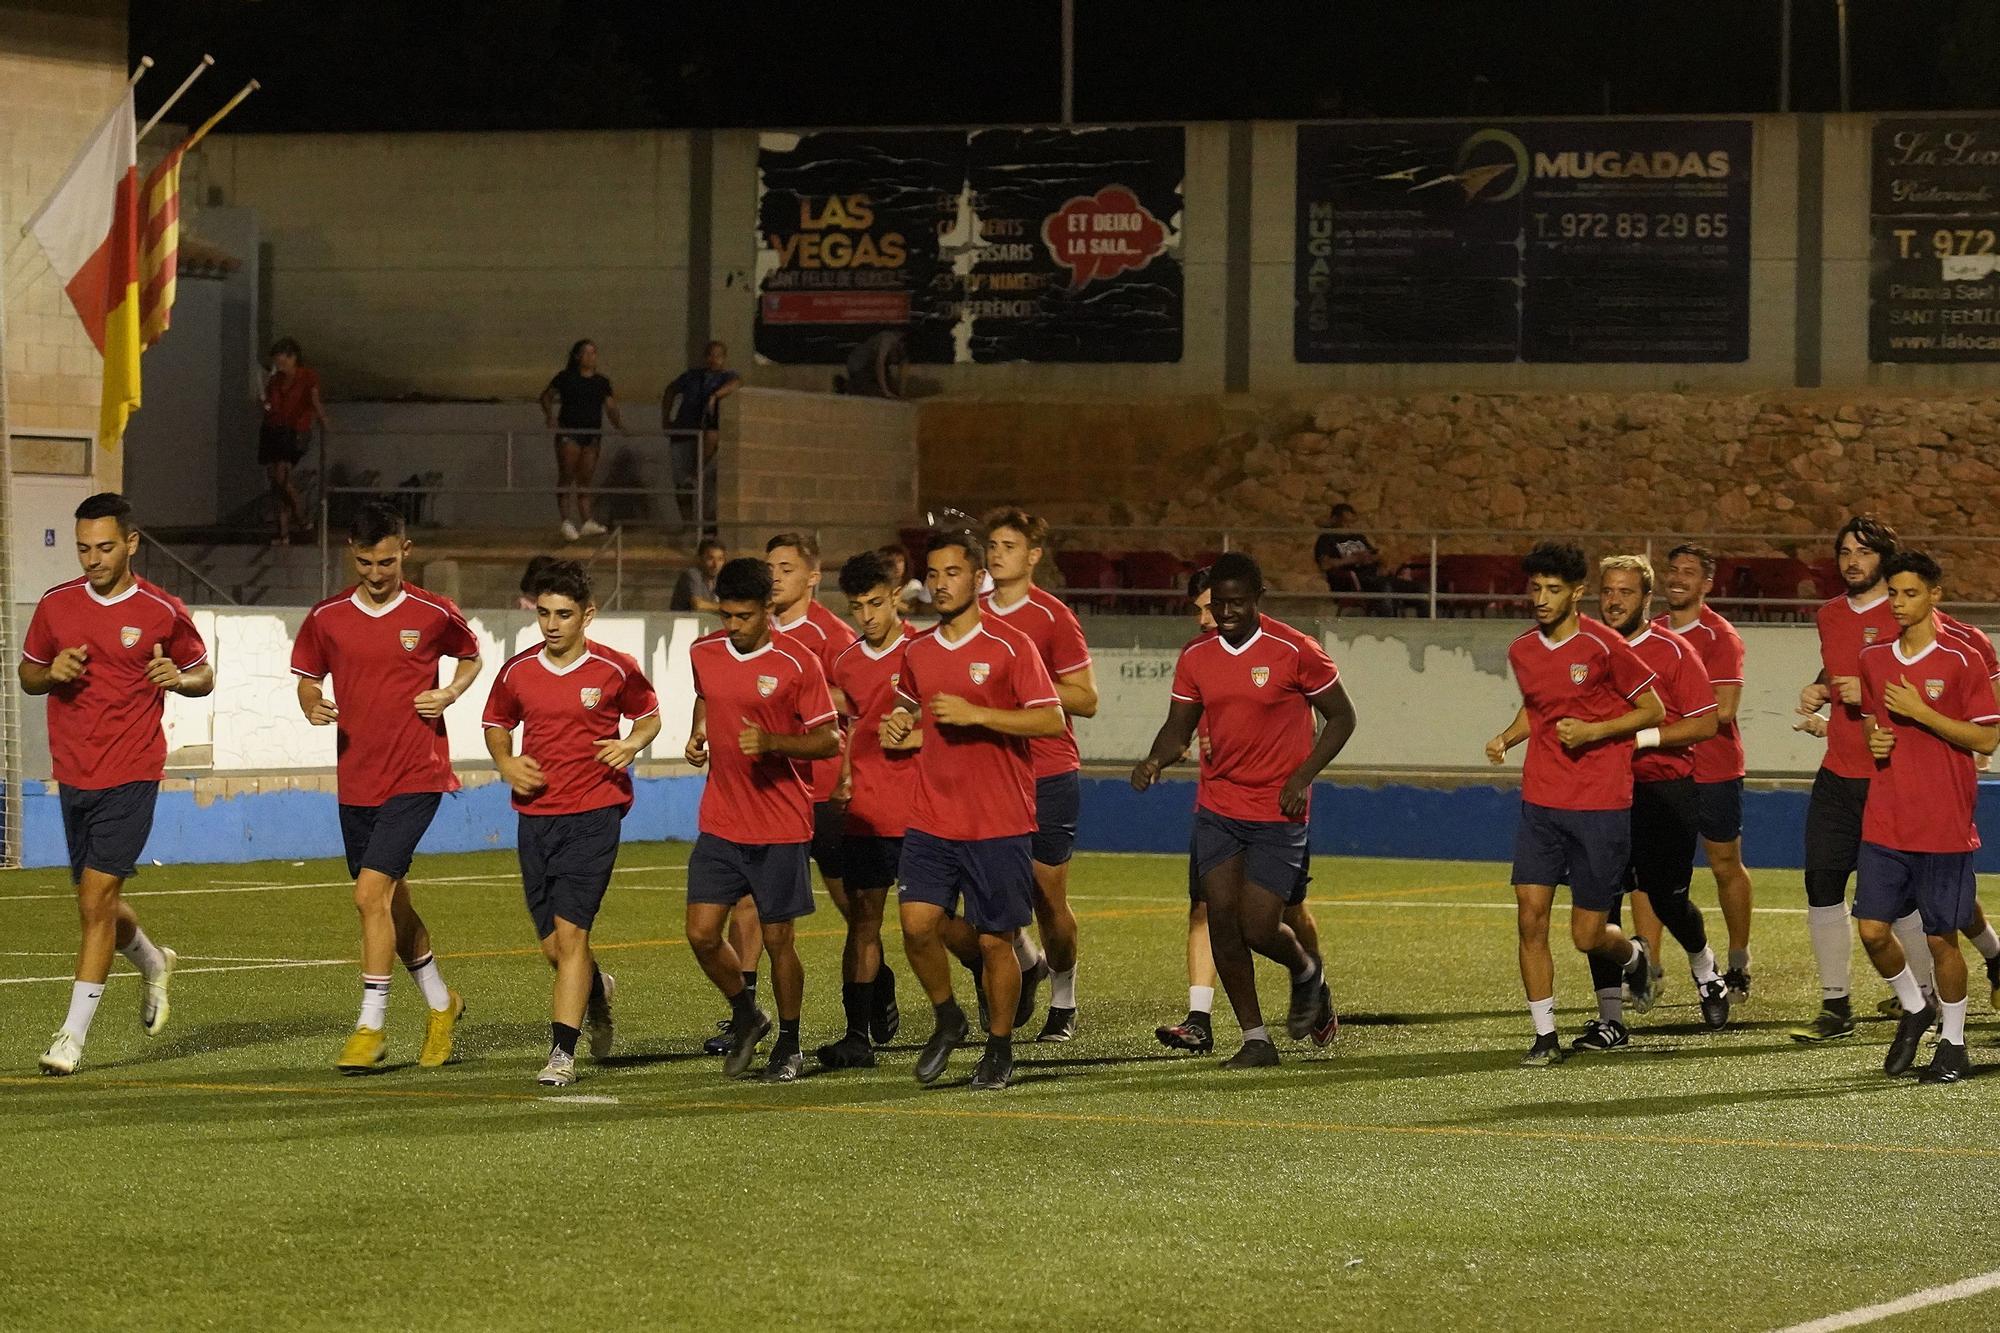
27;91;142;448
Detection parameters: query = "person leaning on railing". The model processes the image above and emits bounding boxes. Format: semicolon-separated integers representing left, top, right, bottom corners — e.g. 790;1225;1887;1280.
260;337;329;547
662;339;740;534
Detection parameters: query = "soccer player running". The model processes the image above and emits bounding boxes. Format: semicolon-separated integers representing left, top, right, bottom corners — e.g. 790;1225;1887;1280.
24;493;212;1075
881;530;1065;1090
980;507;1097;1041
483;560;659;1087
818;550;918;1070
294;501;481;1073
1852;551;1999;1084
1131;552;1355;1069
1590;555;1730;1049
1486;542;1665;1067
1655;543;1756;1004
684;558;839;1082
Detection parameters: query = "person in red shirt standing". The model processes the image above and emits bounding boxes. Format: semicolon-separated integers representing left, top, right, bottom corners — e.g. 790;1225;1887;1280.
483;560;659;1088
1131;551;1357;1069
881;530;1065;1091
981;507;1097;1043
293;501;483;1073
1485;542;1666;1067
1656;542;1756;1004
816;550;918;1070
1931;610;2000;1007
684;558;840;1083
1854;551;2000;1084
259;337;330;546
23;493;212;1076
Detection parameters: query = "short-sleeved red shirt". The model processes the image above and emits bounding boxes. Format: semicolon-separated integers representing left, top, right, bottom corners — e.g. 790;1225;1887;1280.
290;584;482;807
1817;593;1900;780
1937;611;2000;682
1625;625;1717;785
481;642;658;815
894;616;1059;842
981;585;1092;779
1859;636;1998;853
1169;615;1341;824
23;576;207;790
773;599;859;802
262;367;319;432
829;625;917;837
1655;604;1746;782
1507;615;1659;812
690;631;837;845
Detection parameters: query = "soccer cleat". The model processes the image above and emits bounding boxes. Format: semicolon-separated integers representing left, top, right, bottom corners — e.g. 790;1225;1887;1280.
1155;1015;1214;1054
1219;1038;1280;1069
1723;967;1752;1006
537;1048;576;1087
702;1018;733;1057
815;1033;878;1070
1697;978;1732;1030
1789;1005;1857;1043
1623;944;1657;1015
1014;957;1050;1030
870;972;900;1047
914;1007;970;1085
1310;989;1341;1048
760;1050;805;1084
723;1008;772;1079
585;972;616;1060
1569;1019;1631;1053
336;1025;387;1074
1877;995;1906;1020
579;519;608;538
417;989;465;1068
560;519;581;542
1036;1006;1078;1044
1285;963;1328;1040
968;1046;1015;1090
1987;954;2000;1012
38;1031;82;1076
1917;1040;1973;1084
139;946;177;1036
1521;1033;1567;1067
1884;1004;1938;1077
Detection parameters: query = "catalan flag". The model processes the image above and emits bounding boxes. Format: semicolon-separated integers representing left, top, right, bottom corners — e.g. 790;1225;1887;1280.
138;92;248;349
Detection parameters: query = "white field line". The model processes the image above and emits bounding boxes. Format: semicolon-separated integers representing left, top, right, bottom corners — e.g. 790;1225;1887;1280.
0;865;685;904
1772;1267;2000;1332
0;958;352;986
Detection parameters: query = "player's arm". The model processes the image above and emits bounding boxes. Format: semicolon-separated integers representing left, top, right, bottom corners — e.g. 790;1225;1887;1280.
1054;664;1098;719
1713;682;1742;725
739;719;840;760
483;722;547;797
929;693;1063;737
296;674;339;725
1881;677;2000;755
684;698;708;767
1557;688;1665;749
1863;712;1896;761
597;710;662;768
416;654;483;719
1133;697;1203;791
1485;705;1528;764
144;646;214;699
1800;666;1831;713
1652;706;1718;749
19;647;89;696
879;707;925;751
1279;680;1358;817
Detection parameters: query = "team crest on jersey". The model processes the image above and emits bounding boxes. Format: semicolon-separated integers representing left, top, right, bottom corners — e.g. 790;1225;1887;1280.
579;686;602;709
756;674;778;697
1863;626;1880;644
1250;666;1271;688
398;628;421;651
970;662;990;685
1926;678;1945;701
119;626;141;649
1569;663;1589;685
890;672;900;688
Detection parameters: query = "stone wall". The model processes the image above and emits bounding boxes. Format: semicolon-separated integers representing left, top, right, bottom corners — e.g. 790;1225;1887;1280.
718;387;918;551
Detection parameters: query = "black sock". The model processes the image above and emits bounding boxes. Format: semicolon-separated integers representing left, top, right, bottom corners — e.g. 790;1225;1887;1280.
587;965;606;1007
985;1032;1013;1058
741;970;759;996
729;987;758;1024
934;997;964;1027
842;982;870;1039
774;1018;801;1058
1825;994;1852;1017
551;1022;579;1057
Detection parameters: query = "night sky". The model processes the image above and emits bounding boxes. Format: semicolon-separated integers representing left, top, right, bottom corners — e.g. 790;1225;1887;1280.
131;0;1997;133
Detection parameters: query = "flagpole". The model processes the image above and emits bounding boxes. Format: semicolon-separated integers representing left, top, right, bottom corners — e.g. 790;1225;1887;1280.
128;55;154;87
138;54;214;144
180;79;260;153
18;58;153;239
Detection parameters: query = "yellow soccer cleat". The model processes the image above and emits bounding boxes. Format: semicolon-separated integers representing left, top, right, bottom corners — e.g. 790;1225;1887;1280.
336;1026;386;1074
417;989;465;1068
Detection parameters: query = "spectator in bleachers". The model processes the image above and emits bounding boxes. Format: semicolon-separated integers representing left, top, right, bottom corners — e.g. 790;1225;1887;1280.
671;537;727;613
260;336;329;546
540;338;624;543
662;340;741;533
1314;502;1419;613
879;542;930;614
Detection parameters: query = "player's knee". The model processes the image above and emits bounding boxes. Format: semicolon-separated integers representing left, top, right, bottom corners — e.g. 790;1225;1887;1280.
1855;918;1893;953
760;921;796;955
1568;915;1607;954
352;875;393;914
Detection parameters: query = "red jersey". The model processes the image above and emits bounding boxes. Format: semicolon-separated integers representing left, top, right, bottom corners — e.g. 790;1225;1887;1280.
1169;615;1341;824
22;576;207;790
262;367;320;432
894;616;1059;842
1816;593;1900;780
1625;626;1717;785
981;584;1092;779
481;642;659;816
1655;604;1746;782
290;584;482;807
690;631;837;845
1507;615;1659;812
830;625;918;837
773;599;858;803
1858;635;1998;853
1937;611;2000;683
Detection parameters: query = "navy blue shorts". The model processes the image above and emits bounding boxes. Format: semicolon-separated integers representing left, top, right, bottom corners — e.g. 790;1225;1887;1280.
518;806;622;937
898;828;1034;933
1804;768;1870;879
1512;801;1630;912
59;780;158;884
339;791;442;881
811;801;846;881
687;833;815;923
1696;778;1744;843
841;834;903;892
1191;808;1310;906
1627;779;1699;901
1032;771;1081;867
1855;842;1978;936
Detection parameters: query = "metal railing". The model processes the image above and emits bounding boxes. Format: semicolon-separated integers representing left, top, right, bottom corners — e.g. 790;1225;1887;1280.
137;531;240;606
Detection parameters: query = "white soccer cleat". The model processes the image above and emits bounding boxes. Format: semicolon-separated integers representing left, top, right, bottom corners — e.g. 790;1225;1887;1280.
140;947;177;1036
39;1031;82;1076
537;1049;576;1087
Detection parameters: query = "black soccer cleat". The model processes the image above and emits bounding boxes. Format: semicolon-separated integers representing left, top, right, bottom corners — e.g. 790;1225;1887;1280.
1015;957;1050;1030
968;1044;1015;1091
1035;1006;1078;1043
1219;1038;1280;1069
1569;1018;1630;1053
1917;1040;1972;1085
1697;977;1732;1030
1623;943;1657;1015
870;972;901;1047
1788;1003;1856;1043
815;1032;878;1070
1521;1033;1567;1067
1305;983;1338;1047
1155;1015;1214;1054
1285;963;1327;1040
722;1008;773;1079
914;1007;970;1085
1987;954;2000;1012
760;1049;805;1084
702;1018;733;1057
1884;1003;1937;1077
1723;967;1752;1006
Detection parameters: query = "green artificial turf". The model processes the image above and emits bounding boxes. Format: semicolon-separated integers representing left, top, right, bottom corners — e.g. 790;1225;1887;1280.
2;846;1997;1331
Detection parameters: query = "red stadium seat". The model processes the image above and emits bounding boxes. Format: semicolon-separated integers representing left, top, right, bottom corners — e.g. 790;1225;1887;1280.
1435;553;1522;617
1054;549;1119;612
1118;549;1186;613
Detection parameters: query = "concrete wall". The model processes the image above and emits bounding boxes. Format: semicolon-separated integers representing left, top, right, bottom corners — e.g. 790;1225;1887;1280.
717;386;918;528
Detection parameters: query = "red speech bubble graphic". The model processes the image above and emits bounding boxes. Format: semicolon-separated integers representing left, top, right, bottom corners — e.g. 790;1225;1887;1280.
1040;185;1169;289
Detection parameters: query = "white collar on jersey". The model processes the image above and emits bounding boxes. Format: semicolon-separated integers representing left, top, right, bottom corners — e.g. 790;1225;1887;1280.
1625;627;1655;648
538;648;594;676
725;638;774;663
934;621;985;652
1216;625;1265;656
1666;607;1702;633
985;587;1033;616
859;634;905;661
1537;624;1582;650
84;580;140;607
350;588;408;618
1893;637;1940;666
1847;591;1889;613
773;606;812;634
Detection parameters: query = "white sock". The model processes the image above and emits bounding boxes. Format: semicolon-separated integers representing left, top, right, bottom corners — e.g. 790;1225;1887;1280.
1242;1024;1269;1044
1942;997;1969;1045
1595;988;1623;1024
1806;905;1853;999
1188;985;1215;1016
358;974;391;1030
1893;913;1937;995
1885;966;1925;1014
1050;966;1077;1009
61;980;104;1042
119;927;165;979
1011;933;1042;972
1294;957;1322;986
1528;996;1557;1037
1970;924;2000;962
1688;946;1720;986
405;952;450;1011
